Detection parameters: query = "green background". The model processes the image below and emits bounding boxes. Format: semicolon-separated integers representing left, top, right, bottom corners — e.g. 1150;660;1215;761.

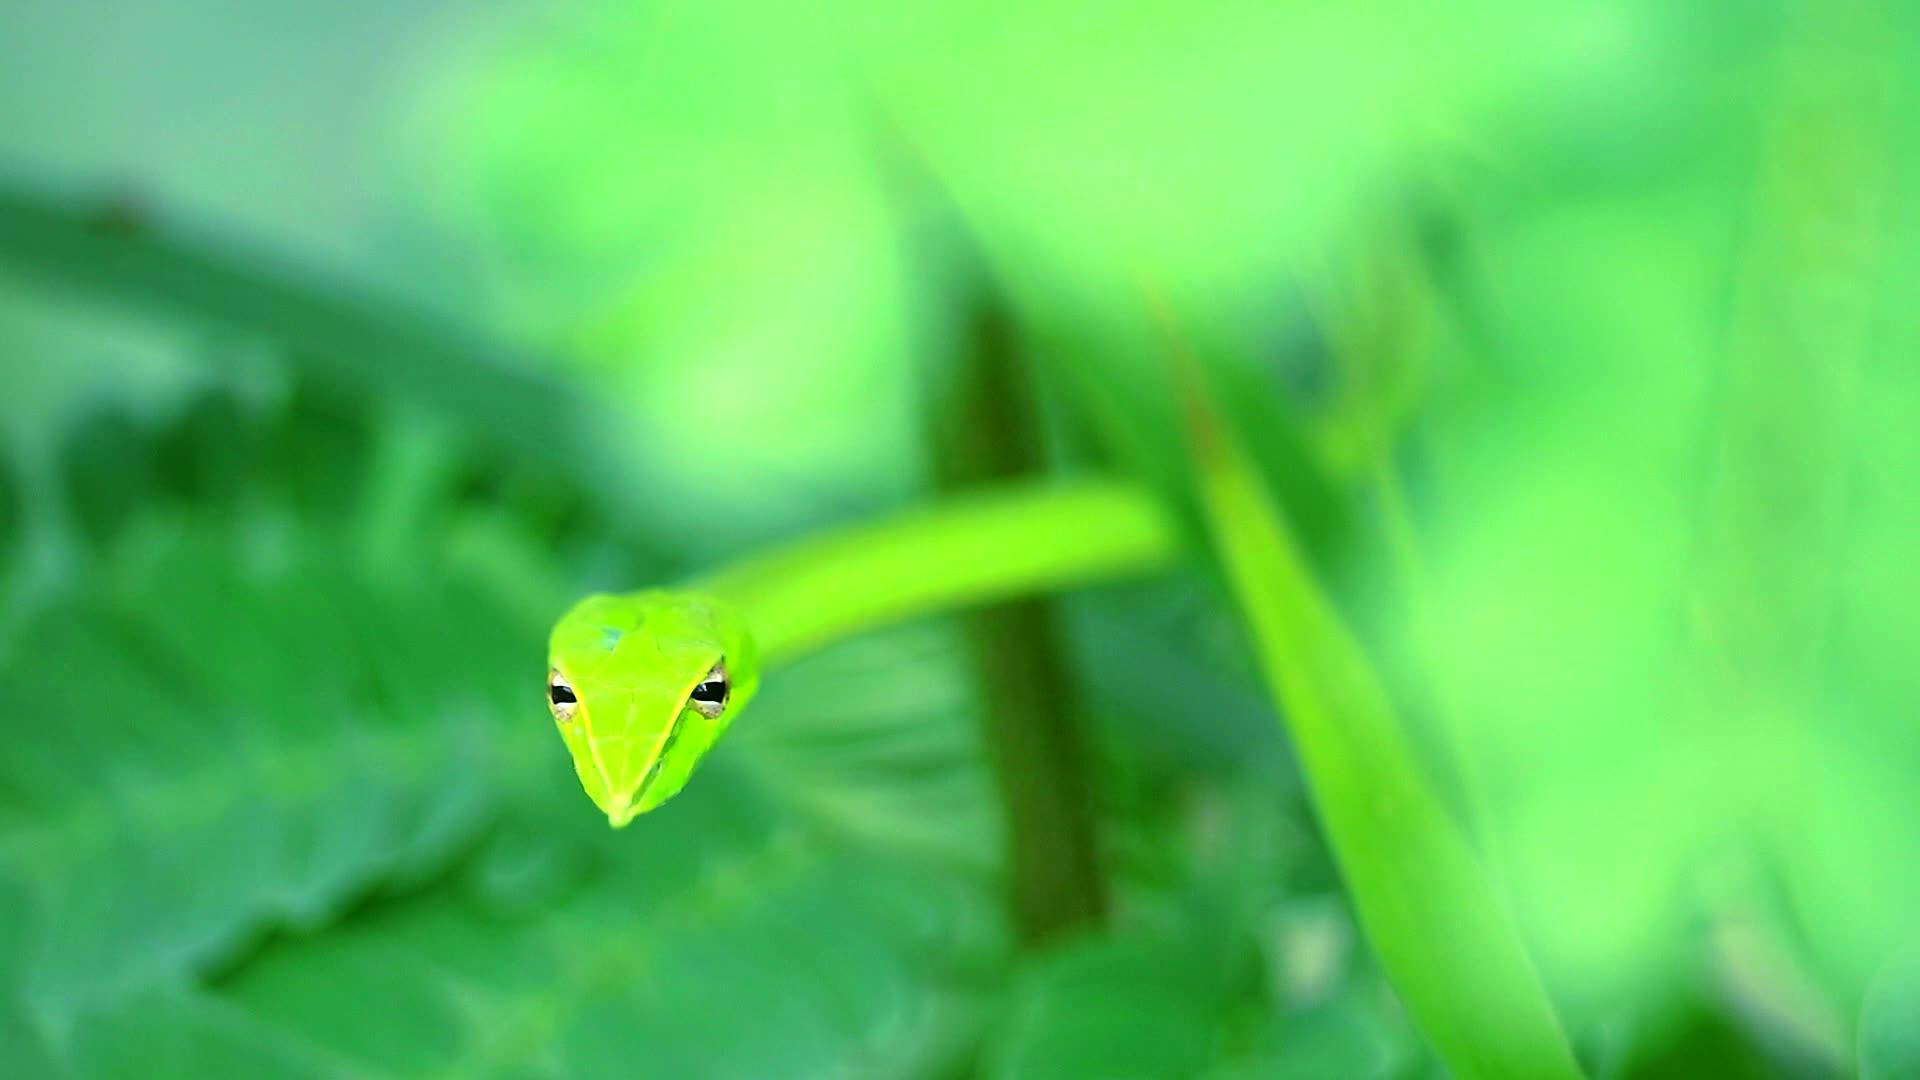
2;1;1916;1075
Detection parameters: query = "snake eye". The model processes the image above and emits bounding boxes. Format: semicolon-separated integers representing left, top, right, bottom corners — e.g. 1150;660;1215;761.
548;669;578;722
688;660;729;720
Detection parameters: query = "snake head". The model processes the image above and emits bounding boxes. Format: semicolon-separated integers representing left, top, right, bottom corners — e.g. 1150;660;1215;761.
545;590;758;826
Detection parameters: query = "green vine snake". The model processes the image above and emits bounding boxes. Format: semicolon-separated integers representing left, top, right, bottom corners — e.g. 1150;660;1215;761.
541;412;1585;1077
545;480;1177;826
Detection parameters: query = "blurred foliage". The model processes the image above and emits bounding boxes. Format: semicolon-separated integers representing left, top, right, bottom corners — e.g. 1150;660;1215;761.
3;0;1917;1076
1177;350;1580;1075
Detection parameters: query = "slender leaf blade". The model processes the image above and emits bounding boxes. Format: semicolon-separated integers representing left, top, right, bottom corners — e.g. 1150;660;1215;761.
1173;361;1582;1078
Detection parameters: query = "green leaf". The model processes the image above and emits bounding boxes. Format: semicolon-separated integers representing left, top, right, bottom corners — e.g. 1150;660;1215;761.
1171;359;1583;1078
1214;976;1428;1080
57;834;997;1078
0;456;21;586
0;374;1014;1071
0;183;646;522
0;522;536;1016
215;816;993;1077
986;931;1249;1080
1860;946;1920;1080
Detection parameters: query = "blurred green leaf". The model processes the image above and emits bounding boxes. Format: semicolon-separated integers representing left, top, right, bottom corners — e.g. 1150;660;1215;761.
1861;947;1920;1080
986;930;1251;1079
53;789;1000;1079
984;786;1427;1080
0;287;1013;1076
58;406;154;550
0;461;17;596
1063;579;1285;782
1173;349;1581;1077
0;495;1011;1080
0;183;646;522
0;520;533;1016
1219;986;1424;1080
